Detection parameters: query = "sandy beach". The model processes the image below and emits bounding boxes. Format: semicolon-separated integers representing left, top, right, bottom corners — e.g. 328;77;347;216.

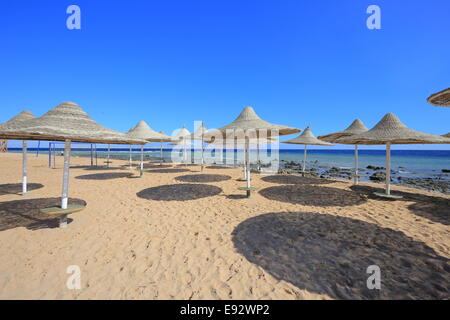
0;152;449;299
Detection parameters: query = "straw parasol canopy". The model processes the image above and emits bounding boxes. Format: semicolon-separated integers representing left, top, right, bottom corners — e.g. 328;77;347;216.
427;87;450;107
217;106;300;137
443;133;450;138
339;113;450;198
337;113;450;145
318;119;369;185
0;110;35;130
0;102;145;145
318;119;368;143
173;126;191;141
127;120;173;142
283;126;334;146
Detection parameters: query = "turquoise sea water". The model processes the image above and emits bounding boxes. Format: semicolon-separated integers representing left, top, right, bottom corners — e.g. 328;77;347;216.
9;148;450;181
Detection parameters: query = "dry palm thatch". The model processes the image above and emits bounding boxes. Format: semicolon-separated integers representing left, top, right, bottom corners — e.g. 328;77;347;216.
0;102;145;145
283;126;334;146
173;126;191;140
127;121;173;142
427;87;450;107
0;110;35;130
318;119;368;143
217;106;300;137
443;133;450;138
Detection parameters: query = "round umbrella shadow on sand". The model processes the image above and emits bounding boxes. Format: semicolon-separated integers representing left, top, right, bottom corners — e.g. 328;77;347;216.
146;168;191;174
141;164;173;169
0;183;44;196
137;184;222;201
259;185;366;207
261;175;335;185
232;212;450;299
205;165;235;170
0;197;86;231
75;172;132;180
83;166;123;171
175;174;231;183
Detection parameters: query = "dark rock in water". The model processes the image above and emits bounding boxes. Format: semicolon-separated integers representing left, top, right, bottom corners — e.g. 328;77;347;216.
442;169;450;173
369;171;392;182
367;165;385;171
399;177;449;194
321;167;353;180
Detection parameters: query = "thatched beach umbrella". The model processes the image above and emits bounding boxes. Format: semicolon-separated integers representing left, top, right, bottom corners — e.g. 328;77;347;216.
126;121;173;173
318;119;369;184
172;126;191;165
283;126;333;176
427;88;450;107
217;106;300;197
338;113;450;198
0;110;36;194
158;130;173;165
182;122;215;171
0;102;146;227
427;88;449;142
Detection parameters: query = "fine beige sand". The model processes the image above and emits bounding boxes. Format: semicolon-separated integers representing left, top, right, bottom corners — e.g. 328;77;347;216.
0;152;449;299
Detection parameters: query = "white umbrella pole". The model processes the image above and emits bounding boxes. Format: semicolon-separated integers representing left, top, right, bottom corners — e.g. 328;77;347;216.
90;144;93;166
245;137;251;197
256;142;260;171
386;143;391;195
48;142;51;168
107;144;110;167
243;150;247;180
184;139;187;166
160;141;163;165
36;141;40;157
61;139;71;210
354;145;359;185
129;145;132;169
302;145;307;176
201;133;204;171
22;140;27;194
140;145;144;177
52;143;56;168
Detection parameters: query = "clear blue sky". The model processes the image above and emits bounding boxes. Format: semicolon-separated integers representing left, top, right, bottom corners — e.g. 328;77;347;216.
1;0;449;149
